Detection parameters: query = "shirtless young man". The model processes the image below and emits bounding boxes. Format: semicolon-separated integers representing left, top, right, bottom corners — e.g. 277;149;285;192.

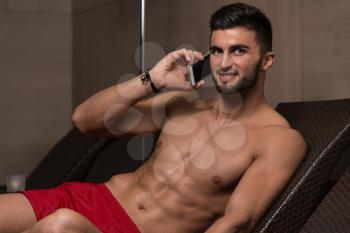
0;3;306;233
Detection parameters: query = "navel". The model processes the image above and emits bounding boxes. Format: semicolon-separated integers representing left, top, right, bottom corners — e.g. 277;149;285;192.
137;203;146;211
182;152;191;158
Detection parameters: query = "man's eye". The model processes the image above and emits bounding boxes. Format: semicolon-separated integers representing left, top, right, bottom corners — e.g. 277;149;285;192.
211;49;222;55
233;48;245;55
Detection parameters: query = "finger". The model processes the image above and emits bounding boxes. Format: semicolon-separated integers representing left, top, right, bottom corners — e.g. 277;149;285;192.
178;49;202;65
177;49;193;64
170;51;189;65
183;81;193;91
193;80;205;89
188;50;205;64
193;51;204;61
187;50;196;64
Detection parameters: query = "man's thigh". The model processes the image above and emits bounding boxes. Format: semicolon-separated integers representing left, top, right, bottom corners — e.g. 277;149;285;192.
24;208;101;233
0;193;37;233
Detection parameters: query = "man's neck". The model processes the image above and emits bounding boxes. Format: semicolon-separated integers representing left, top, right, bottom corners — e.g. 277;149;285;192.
210;75;267;121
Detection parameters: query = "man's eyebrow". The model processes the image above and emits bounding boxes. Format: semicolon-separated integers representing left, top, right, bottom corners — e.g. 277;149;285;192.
209;44;250;52
230;44;250;50
209;45;222;51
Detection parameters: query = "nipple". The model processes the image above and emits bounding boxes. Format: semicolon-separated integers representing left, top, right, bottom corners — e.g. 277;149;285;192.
212;175;222;185
156;141;162;149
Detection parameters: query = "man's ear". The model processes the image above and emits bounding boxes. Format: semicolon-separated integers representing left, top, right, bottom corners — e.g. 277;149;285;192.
260;52;275;71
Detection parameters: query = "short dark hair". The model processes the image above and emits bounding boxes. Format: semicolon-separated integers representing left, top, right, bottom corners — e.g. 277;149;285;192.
210;3;272;54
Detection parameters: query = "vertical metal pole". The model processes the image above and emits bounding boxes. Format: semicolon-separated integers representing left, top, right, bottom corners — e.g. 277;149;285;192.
140;0;146;162
141;0;145;72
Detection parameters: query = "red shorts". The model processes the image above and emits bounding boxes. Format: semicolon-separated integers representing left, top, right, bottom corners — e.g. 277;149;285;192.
20;182;141;233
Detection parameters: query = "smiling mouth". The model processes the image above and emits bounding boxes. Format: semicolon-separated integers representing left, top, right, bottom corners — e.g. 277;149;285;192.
218;72;238;82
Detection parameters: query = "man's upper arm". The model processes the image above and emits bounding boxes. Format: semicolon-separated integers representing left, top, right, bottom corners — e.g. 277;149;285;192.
105;90;195;137
222;128;307;230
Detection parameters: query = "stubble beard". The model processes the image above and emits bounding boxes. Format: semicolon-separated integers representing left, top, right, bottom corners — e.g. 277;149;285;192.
212;60;262;95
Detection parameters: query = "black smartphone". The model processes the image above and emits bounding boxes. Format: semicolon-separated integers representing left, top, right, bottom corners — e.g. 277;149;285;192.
189;52;211;86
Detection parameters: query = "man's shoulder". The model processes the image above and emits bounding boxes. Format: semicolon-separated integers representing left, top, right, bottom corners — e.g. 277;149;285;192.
258;105;290;128
260;124;305;146
258;123;307;164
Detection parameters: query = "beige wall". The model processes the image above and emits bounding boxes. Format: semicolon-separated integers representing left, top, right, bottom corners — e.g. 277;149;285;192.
0;0;141;186
0;0;73;185
72;0;140;107
239;0;350;103
302;0;350;101
146;0;216;54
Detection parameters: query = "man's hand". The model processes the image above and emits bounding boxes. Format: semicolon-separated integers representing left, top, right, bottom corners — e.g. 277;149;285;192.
150;48;206;91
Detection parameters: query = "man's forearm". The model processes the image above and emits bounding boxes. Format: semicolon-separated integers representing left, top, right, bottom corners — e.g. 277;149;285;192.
71;48;203;136
72;73;159;135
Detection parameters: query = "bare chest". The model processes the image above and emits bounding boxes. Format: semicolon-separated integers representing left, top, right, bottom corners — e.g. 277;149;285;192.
151;114;258;190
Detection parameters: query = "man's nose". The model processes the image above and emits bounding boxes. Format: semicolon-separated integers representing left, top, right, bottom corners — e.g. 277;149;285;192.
219;54;233;70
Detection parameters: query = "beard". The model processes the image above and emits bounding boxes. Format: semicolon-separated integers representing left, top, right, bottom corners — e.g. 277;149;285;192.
212;59;262;95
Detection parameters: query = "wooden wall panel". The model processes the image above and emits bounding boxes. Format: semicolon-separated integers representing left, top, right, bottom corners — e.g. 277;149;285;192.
73;1;140;106
146;0;216;56
8;0;71;12
302;0;350;101
0;0;72;185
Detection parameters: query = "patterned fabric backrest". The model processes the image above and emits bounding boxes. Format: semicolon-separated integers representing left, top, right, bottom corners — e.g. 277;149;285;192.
253;98;350;233
299;165;350;233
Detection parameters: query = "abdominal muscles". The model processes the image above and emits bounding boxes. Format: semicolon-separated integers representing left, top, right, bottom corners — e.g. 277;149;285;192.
133;169;228;232
130;149;244;232
128;120;254;232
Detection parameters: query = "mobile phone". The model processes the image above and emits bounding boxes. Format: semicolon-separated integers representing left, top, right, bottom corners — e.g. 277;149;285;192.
188;52;211;86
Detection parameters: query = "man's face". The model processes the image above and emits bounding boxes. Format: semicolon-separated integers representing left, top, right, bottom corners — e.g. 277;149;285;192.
209;27;263;94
